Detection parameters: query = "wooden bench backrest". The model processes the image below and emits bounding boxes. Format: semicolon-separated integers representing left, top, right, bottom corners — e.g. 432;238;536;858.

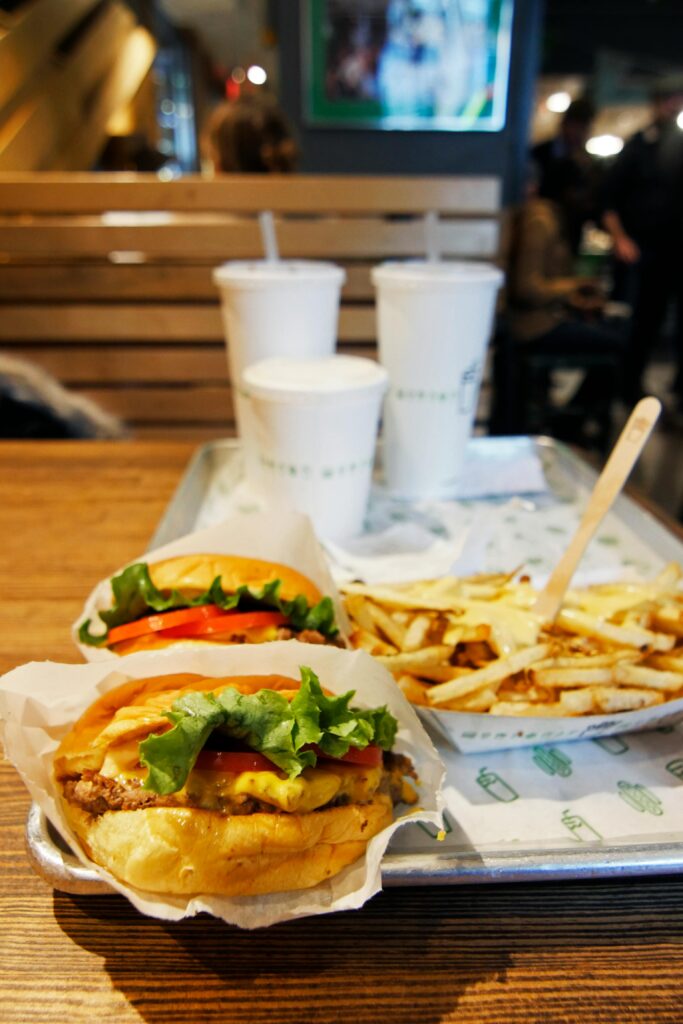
0;172;502;439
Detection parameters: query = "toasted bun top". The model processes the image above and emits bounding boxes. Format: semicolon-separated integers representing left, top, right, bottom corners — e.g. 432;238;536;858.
55;672;300;777
148;554;322;605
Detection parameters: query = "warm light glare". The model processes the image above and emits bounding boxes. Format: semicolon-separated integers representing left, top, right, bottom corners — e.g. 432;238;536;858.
586;134;624;158
247;64;267;85
231;66;246;84
677;110;683;130
546;91;571;113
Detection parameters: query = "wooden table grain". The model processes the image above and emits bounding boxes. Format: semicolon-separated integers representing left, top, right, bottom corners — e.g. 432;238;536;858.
1;440;682;1024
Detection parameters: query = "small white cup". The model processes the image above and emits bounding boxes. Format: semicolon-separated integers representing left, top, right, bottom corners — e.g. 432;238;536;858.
212;260;346;453
372;260;504;499
242;355;388;540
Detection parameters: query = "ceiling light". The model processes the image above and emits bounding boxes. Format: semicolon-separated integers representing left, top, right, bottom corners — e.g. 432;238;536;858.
546;91;571;113
586;134;624;158
677;110;683;130
247;65;267;86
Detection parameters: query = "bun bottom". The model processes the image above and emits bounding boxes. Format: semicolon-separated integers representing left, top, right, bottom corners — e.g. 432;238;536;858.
63;794;394;897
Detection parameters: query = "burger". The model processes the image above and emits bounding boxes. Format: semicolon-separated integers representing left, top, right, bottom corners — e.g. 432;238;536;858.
53;667;417;897
78;554;342;655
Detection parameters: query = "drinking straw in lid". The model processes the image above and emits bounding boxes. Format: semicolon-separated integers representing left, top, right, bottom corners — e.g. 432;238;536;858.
258;210;279;262
424;210;440;263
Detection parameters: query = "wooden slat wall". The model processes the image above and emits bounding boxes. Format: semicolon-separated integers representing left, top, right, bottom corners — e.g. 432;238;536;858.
0;0;100;118
0;0;156;172
0;173;502;439
0;173;501;213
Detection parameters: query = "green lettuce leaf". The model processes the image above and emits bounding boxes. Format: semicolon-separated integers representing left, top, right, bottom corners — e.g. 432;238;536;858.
139;691;227;796
78;562;338;646
139;666;398;794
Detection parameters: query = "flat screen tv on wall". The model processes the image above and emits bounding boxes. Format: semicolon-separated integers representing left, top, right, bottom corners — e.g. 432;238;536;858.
304;0;514;132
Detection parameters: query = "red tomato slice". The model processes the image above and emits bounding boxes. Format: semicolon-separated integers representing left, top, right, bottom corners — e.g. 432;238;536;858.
160;610;287;639
194;750;276;773
107;604;221;645
313;744;383;767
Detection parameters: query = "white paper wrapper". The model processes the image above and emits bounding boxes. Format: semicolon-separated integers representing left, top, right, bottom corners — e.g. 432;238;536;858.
73;510;350;662
0;643;445;928
418;698;683;754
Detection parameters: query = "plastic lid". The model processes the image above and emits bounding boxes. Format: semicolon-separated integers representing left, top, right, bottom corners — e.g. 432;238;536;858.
372;259;504;288
243;355;388;402
213;260;345;287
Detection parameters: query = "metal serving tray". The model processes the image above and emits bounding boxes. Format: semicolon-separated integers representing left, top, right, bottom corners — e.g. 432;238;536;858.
26;437;683;893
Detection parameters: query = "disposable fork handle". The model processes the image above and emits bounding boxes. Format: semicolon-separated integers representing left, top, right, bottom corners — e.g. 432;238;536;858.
533;396;662;623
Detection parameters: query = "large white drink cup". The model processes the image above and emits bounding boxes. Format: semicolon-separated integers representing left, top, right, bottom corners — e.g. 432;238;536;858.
242;355;388;540
373;260;503;498
212;260;345;461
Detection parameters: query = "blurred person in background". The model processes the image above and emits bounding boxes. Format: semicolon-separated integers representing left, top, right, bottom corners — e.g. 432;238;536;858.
205;96;298;174
602;81;683;411
532;97;600;255
506;162;624;444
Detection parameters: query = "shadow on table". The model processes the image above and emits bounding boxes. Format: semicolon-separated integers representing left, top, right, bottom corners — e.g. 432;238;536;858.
53;876;683;1024
52;886;506;1024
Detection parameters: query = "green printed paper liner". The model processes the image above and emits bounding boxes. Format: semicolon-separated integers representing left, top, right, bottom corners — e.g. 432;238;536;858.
73;510;350;662
388;722;683;858
0;644;445;928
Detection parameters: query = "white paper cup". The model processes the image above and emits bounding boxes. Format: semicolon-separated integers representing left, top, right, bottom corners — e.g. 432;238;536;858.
372;260;503;499
242;355;388;540
212;260;346;455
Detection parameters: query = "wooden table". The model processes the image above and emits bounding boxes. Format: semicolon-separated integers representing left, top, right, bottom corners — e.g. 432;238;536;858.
1;440;682;1024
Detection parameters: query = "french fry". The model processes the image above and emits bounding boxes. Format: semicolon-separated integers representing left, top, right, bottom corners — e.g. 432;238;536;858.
351;628;397;657
402;613;434;652
558;689;596;715
426;644;551;706
375;644;454;674
592;686;663;713
366;601;407;650
647;653;683;673
343;594;377;635
613;663;683;692
651;607;683;637
555;608;676;652
396;674;430;707
441;687;498;712
409;664;470;683
532;667;616;687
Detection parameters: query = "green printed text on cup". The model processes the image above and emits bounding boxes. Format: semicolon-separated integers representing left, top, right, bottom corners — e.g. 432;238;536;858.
476;767;518;802
617;780;664;816
531;745;572;777
561;809;602;842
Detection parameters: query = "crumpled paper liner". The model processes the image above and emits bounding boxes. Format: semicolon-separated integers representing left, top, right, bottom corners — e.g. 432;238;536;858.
73;510;350;662
0;643;445;928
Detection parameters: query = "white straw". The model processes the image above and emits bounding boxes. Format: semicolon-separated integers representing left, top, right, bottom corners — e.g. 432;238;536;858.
424;210;440;263
258;210;279;262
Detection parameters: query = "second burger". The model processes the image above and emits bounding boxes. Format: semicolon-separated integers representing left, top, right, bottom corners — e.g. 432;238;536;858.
78;553;343;655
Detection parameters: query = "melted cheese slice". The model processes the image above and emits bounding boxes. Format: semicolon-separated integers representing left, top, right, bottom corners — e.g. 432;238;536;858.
99;739;382;814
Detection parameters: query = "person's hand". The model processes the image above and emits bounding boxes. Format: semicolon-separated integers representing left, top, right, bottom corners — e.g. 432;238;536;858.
567;280;606;317
613;233;640;264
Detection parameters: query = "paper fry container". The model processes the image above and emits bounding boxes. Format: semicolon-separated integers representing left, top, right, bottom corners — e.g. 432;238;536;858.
418;698;683;755
73;510;349;662
0;643;445;928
